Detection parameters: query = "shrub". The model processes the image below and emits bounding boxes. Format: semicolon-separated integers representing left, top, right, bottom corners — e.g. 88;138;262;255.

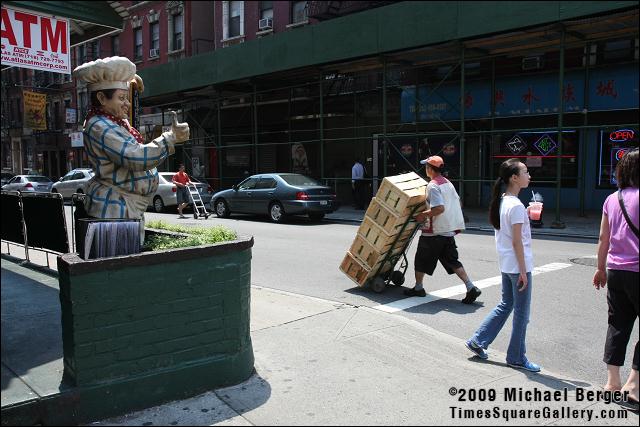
145;220;237;250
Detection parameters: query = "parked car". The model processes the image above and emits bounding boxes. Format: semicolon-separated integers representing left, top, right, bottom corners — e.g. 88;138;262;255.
1;175;54;193
210;173;339;222
51;168;95;199
150;172;214;213
1;172;15;186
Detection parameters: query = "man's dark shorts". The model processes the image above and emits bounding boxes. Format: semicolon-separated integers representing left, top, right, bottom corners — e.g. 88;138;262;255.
176;186;190;205
414;235;463;275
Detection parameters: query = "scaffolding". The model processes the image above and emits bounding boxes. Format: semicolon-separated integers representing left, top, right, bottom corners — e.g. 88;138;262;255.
143;9;639;223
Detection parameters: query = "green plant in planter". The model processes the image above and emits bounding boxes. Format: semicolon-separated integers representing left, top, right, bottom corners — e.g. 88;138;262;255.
145;220;237;250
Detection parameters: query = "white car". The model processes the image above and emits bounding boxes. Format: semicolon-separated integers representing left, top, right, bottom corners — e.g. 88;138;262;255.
2;175;54;192
51;168;95;199
149;172;214;213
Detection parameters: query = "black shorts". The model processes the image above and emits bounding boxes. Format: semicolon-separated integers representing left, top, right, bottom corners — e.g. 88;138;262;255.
414;235;463;276
176;186;190;204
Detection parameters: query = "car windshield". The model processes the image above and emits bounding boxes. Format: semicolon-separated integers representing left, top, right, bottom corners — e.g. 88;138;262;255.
160;173;200;183
279;174;321;186
26;176;52;183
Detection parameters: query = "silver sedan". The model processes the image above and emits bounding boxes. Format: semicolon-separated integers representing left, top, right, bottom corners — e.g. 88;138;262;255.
1;175;53;193
51;168;94;199
149;172;214;213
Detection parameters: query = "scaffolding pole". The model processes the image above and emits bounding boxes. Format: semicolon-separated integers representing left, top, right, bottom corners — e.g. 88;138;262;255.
319;74;325;181
579;42;590;217
382;59;388;178
459;45;465;206
553;28;566;228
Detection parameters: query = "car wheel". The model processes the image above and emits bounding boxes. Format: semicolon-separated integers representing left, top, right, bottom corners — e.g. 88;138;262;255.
214;199;230;218
153;196;165;213
76;188;84;194
309;213;325;222
269;201;285;223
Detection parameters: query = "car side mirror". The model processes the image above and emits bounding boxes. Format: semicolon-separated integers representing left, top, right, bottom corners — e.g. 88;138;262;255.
232;185;238;191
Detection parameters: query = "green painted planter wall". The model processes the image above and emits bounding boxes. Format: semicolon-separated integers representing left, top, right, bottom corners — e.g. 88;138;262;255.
55;235;254;421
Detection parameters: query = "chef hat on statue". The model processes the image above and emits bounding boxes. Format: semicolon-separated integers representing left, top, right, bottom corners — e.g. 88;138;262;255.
73;56;136;92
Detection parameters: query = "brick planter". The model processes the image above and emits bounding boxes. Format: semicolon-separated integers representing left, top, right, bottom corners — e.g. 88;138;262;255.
55;233;254;423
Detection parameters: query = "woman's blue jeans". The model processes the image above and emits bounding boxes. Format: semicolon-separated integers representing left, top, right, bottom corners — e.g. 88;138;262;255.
470;272;533;365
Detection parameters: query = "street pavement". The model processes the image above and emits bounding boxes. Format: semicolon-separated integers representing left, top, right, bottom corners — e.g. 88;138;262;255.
1;205;638;425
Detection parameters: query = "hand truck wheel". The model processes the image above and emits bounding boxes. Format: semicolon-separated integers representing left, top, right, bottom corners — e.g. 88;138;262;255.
391;270;405;286
371;277;386;293
193;212;198;219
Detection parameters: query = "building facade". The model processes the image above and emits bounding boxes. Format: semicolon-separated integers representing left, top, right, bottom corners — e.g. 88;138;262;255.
3;1;638;222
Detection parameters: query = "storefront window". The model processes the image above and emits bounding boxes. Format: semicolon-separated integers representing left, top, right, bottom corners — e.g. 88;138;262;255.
596;128;638;188
491;130;579;187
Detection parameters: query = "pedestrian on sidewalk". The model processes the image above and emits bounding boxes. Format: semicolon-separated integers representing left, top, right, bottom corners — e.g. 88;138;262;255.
172;164;192;218
352;158;366;210
465;158;541;373
404;155;481;304
592;148;638;410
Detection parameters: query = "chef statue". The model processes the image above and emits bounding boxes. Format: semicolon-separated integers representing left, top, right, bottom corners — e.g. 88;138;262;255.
73;56;189;244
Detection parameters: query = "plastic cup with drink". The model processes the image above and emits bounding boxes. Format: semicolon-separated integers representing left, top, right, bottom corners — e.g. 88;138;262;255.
528;191;543;221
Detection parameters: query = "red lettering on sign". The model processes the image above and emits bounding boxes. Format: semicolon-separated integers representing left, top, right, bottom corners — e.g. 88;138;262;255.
1;8;17;45
13;11;37;49
41;17;67;54
609;130;635;142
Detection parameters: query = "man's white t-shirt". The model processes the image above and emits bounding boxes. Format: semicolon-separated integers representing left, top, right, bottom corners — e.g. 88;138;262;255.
495;195;534;274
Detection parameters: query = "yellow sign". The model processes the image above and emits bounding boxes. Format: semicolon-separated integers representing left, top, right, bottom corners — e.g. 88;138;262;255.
23;91;47;130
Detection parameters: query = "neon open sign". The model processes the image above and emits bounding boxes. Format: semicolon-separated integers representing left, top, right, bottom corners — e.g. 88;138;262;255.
609;129;635;142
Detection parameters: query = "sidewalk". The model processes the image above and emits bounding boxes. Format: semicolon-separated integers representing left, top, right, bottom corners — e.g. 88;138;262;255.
2;253;636;425
326;206;601;240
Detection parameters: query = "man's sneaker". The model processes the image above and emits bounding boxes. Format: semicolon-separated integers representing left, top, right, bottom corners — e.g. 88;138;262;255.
462;286;482;304
403;287;426;297
465;340;488;360
508;360;541;373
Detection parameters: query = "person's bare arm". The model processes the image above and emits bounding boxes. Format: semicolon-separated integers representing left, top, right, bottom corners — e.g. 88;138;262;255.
415;205;445;223
512;222;528;291
592;213;610;290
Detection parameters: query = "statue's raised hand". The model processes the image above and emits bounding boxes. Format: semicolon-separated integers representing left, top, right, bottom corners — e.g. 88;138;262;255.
169;111;190;144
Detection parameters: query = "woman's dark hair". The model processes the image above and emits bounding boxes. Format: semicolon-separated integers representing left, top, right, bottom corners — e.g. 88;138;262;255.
615;148;639;189
489;158;523;229
90;89;117;107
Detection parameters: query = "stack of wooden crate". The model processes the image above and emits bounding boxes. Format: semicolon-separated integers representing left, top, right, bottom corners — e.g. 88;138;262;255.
340;172;427;288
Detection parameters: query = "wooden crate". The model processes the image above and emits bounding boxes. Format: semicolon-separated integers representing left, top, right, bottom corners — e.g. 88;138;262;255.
376;172;427;214
365;197;415;236
339;251;371;287
358;216;418;253
349;234;405;273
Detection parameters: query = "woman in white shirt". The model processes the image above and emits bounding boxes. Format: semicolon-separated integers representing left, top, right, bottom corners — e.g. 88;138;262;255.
464;158;541;373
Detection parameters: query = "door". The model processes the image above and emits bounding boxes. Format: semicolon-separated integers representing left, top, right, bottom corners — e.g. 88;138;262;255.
233;177;259;212
253;177;277;214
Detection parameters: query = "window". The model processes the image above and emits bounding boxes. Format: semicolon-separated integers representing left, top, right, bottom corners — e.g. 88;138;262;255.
229;1;242;37
238;177;258;190
89;40;100;60
600;39;634;64
291;1;308;24
256;177;277;189
596;128;638;188
134;28;143;60
78;92;88;120
171;12;183;50
150;22;160;52
111;35;120;56
77;44;86;65
260;1;273;20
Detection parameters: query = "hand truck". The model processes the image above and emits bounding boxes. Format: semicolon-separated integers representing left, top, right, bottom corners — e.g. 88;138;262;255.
188;183;210;219
367;204;423;293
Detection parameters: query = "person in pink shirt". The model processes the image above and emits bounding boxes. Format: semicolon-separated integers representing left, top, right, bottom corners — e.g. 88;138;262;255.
593;148;639;411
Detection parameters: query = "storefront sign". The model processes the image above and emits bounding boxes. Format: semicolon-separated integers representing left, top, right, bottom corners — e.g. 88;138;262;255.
401;65;638;122
70;131;83;147
1;6;71;74
597;128;639;188
23;90;47;130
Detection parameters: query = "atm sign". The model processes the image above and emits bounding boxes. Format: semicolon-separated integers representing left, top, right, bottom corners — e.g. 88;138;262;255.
609;129;635;142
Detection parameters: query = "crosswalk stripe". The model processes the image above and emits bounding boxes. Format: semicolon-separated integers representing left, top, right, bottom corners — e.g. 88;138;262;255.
373;262;572;313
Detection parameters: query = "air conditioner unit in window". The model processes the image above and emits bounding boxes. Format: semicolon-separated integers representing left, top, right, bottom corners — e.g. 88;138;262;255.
149;48;160;58
259;18;273;30
522;56;544;71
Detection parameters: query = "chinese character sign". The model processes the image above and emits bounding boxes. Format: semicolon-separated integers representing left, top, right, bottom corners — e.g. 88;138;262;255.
1;6;71;74
23;90;47;130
